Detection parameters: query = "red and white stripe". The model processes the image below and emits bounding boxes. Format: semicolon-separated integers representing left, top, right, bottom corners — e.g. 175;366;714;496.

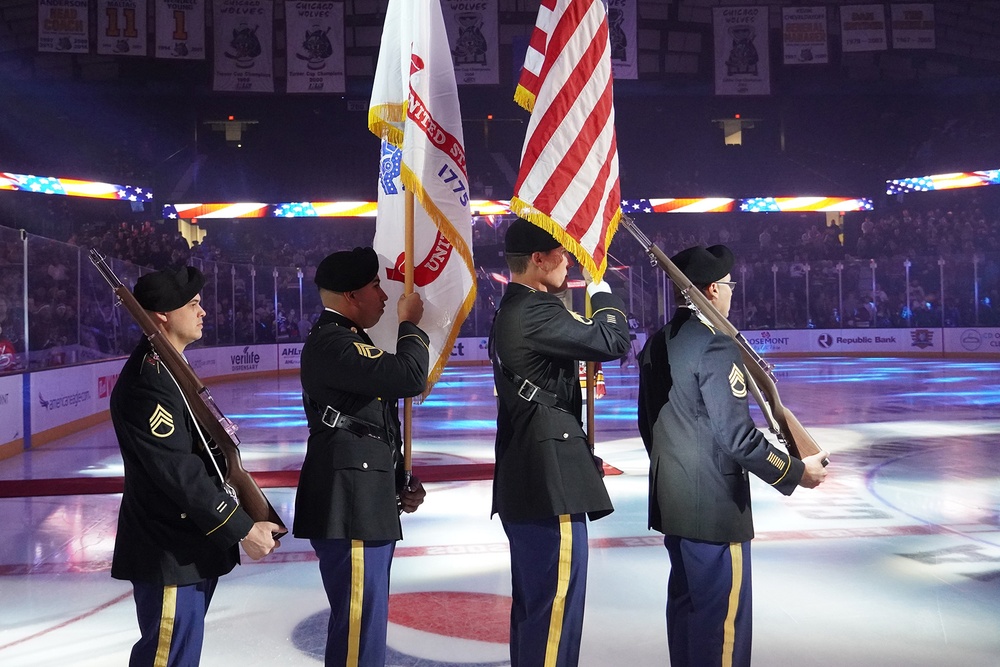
514;0;557;112
511;0;621;281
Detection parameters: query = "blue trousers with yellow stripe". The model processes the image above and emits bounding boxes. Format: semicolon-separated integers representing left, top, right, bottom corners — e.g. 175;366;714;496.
664;537;752;667
130;578;218;667
503;513;588;667
312;538;395;667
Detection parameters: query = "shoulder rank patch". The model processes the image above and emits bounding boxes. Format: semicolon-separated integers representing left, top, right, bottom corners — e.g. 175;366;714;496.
729;363;748;399
353;342;384;359
149;404;175;438
569;311;593;325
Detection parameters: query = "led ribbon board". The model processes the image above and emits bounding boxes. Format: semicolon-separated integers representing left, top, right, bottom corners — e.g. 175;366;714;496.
886;170;1000;195
0;172;153;202
164;196;874;220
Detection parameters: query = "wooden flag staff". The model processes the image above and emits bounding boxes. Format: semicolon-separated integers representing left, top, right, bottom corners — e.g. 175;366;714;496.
403;189;416;487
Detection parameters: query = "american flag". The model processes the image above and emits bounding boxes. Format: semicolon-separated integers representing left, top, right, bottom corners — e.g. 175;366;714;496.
117;184;154;202
514;0;557;112
510;0;621;282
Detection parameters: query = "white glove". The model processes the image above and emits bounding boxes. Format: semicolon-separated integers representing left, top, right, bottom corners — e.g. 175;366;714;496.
587;280;612;297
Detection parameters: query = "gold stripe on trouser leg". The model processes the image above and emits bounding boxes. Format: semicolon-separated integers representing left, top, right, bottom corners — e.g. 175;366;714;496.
347;540;365;667
722;543;744;667
154;585;177;667
543;515;573;667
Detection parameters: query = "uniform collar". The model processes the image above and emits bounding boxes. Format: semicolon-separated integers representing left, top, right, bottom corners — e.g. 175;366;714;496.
317;309;361;332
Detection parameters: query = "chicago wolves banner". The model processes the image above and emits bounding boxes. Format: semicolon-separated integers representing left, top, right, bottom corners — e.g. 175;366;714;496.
714;6;770;95
441;0;498;85
891;3;935;50
607;0;637;81
96;0;147;56
285;1;345;93
840;4;887;52
156;0;206;60
212;0;273;92
38;0;90;53
368;0;476;393
782;6;827;65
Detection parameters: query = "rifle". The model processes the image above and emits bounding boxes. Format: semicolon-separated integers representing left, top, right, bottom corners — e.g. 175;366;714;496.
89;249;288;537
619;217;826;463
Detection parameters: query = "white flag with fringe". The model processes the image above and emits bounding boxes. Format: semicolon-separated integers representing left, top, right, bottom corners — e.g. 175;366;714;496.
367;0;476;395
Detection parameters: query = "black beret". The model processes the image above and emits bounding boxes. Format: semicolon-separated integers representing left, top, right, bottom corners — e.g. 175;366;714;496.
504;218;561;255
315;247;379;292
670;245;734;286
133;266;205;312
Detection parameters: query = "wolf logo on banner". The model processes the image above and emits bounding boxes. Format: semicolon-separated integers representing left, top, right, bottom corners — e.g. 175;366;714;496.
212;0;273;92
714;6;771;95
368;0;476;393
443;0;499;85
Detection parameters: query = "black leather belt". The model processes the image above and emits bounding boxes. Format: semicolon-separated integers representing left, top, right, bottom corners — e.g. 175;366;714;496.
309;399;390;443
497;361;573;414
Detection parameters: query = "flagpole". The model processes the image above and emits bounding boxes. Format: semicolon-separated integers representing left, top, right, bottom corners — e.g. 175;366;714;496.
585;292;596;452
403;189;415;487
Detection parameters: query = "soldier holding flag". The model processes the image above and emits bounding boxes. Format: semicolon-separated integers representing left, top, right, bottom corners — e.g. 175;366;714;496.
294;247;429;666
490;219;630;666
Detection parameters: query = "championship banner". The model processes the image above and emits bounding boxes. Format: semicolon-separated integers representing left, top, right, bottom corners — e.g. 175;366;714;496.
891;3;935;50
156;0;206;60
96;0;147;56
782;6;827;65
212;0;274;92
38;0;90;53
442;0;498;85
511;0;622;282
840;4;887;53
607;0;637;80
368;0;477;393
286;1;345;93
714;6;770;95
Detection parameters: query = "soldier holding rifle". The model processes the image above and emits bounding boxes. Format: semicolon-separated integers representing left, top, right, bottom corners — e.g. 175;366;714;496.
637;245;828;667
110;265;280;666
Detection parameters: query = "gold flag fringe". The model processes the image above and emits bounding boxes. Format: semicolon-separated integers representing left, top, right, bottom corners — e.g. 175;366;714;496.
509;197;621;284
513;86;536;114
398;163;479;399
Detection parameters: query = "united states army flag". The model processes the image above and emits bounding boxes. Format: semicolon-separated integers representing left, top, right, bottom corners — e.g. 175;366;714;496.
368;0;476;394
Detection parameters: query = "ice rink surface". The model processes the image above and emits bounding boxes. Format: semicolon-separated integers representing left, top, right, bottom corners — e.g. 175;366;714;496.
1;357;998;666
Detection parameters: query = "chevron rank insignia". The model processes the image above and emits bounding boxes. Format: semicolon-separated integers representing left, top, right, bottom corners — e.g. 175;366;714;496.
569;311;593;325
729;363;748;399
149;404;175;438
353;342;384;359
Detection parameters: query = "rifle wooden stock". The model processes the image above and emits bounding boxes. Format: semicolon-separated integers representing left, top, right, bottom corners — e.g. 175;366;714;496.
619;218;823;461
89;250;288;537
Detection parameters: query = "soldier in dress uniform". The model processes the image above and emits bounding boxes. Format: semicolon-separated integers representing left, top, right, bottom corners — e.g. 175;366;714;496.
293;247;429;667
110;265;280;667
637;245;828;667
489;219;631;667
